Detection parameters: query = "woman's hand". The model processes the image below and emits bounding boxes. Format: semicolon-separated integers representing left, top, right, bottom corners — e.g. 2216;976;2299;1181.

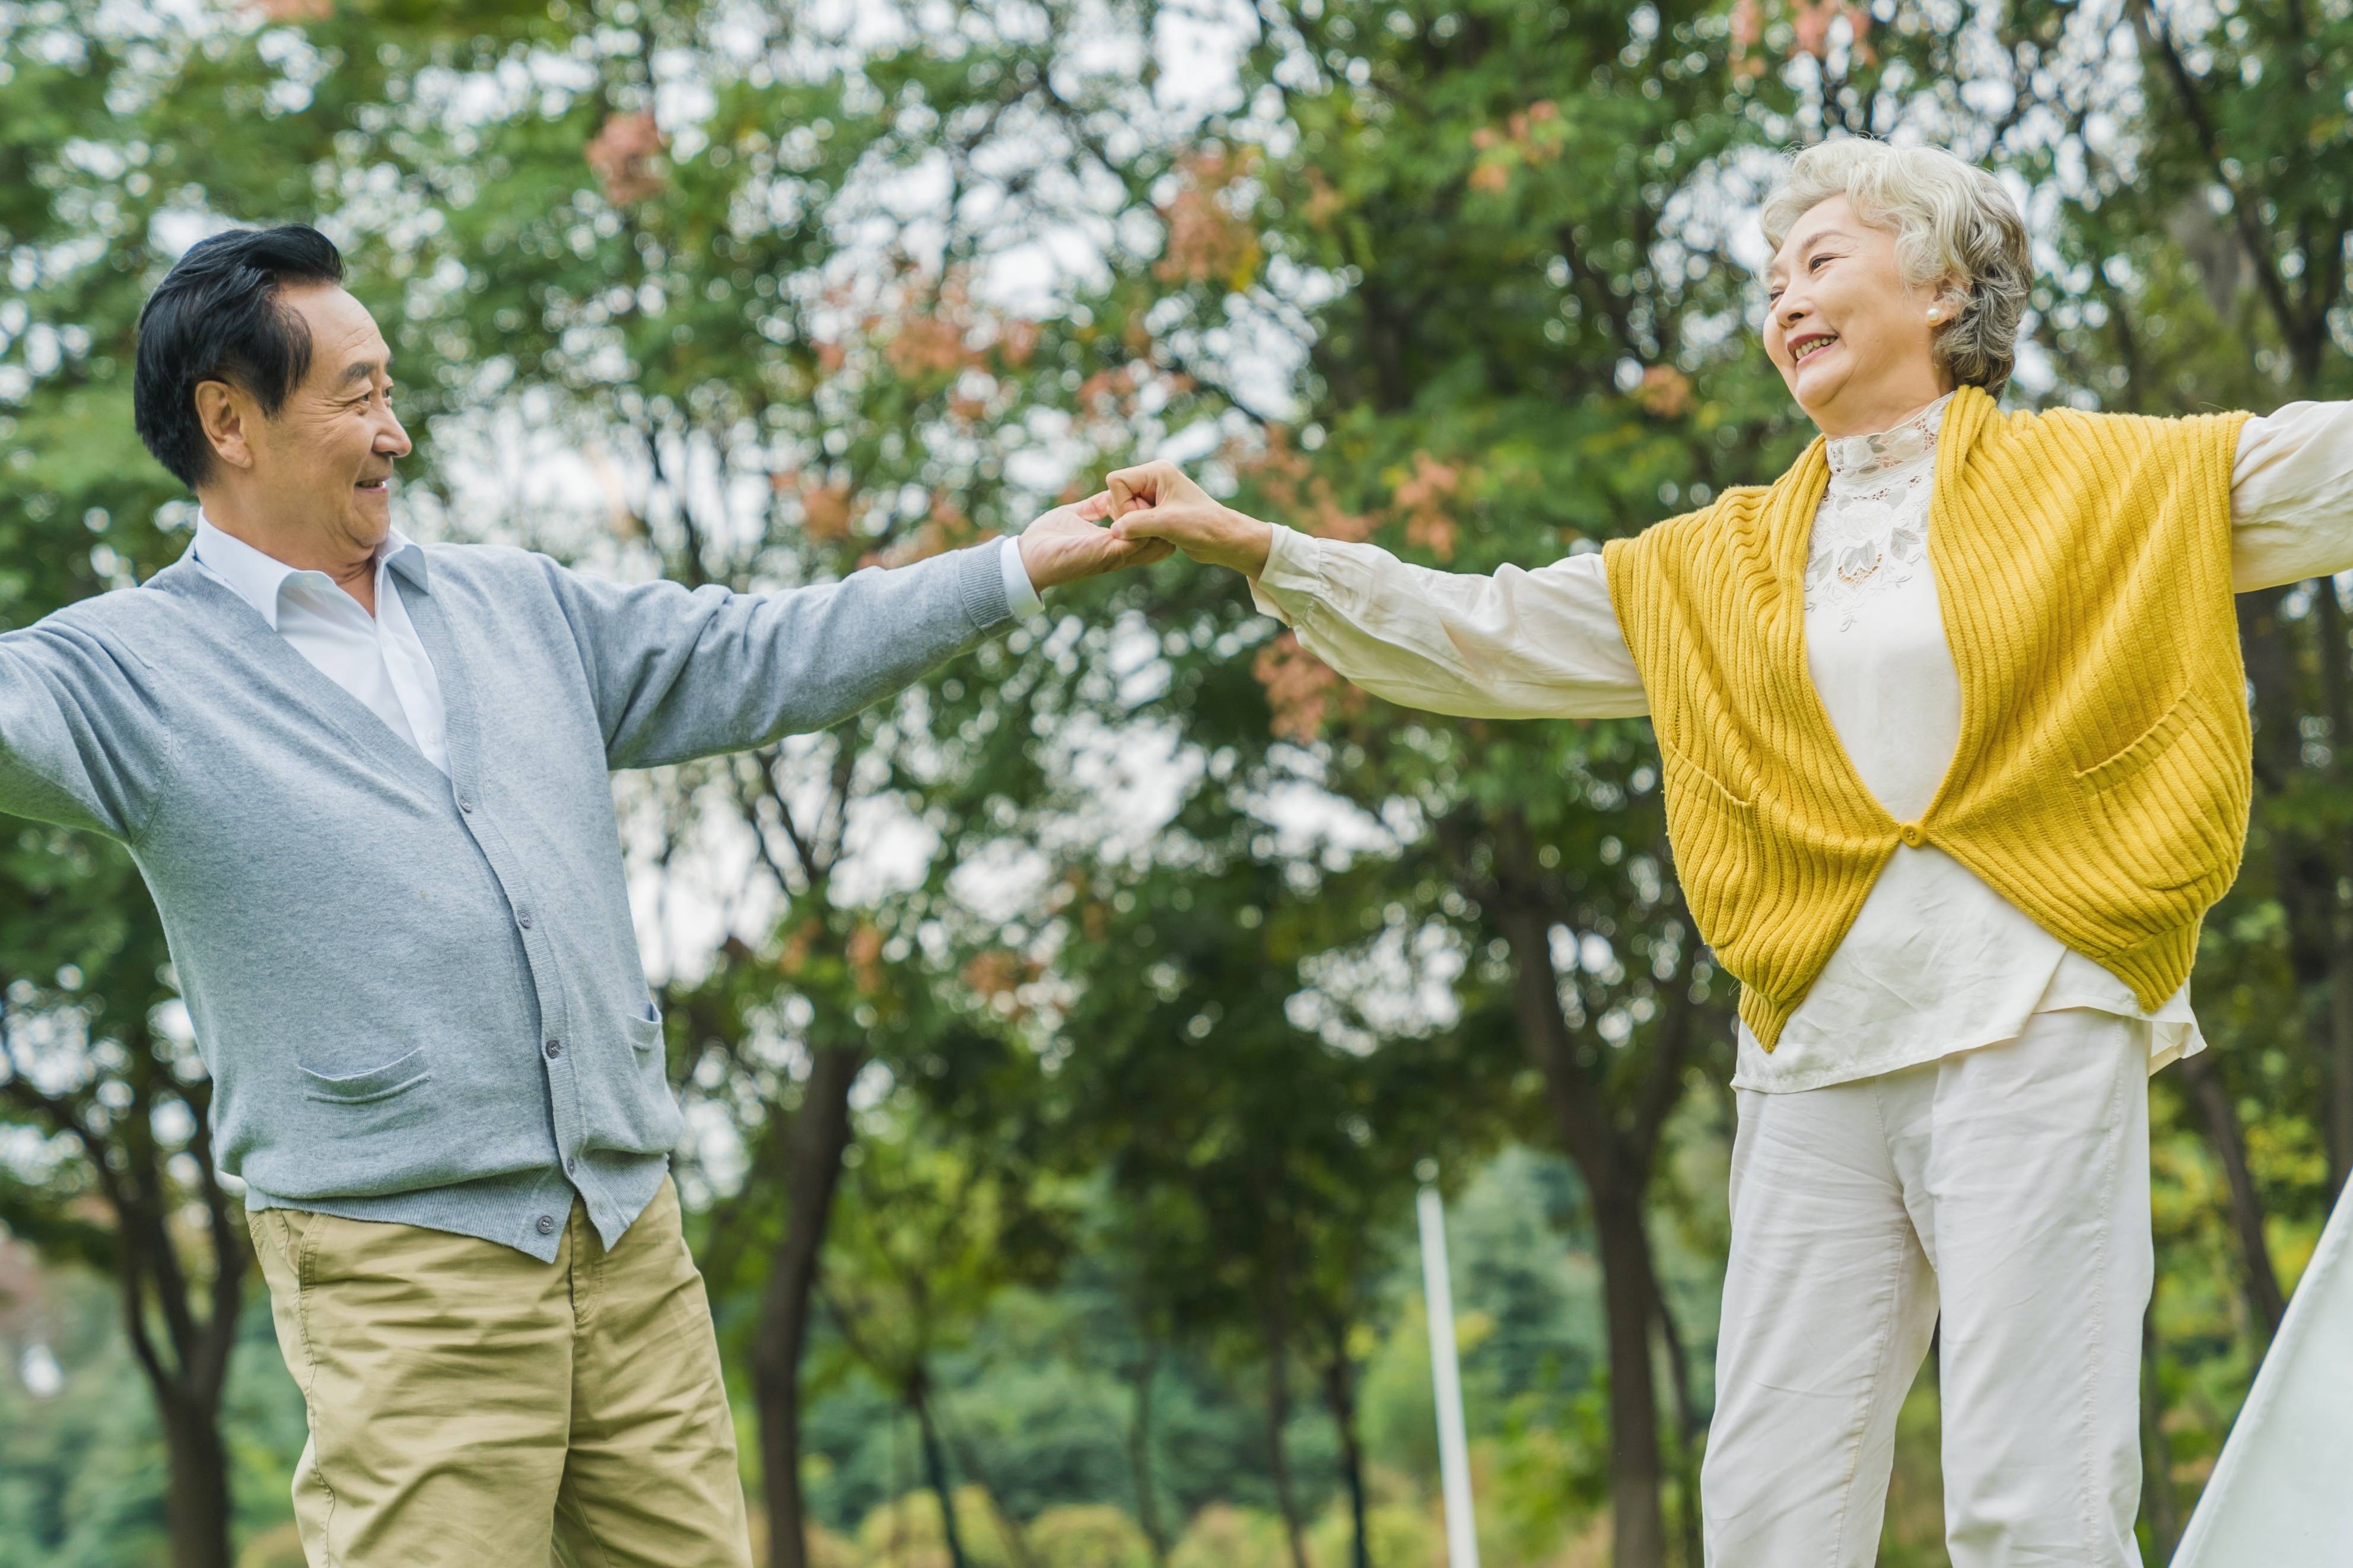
1018;491;1175;590
1104;460;1273;577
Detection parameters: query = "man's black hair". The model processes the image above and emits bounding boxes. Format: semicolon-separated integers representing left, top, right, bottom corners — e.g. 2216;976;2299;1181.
132;224;346;490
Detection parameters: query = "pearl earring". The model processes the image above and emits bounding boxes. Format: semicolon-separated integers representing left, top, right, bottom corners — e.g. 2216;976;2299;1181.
1926;307;1942;322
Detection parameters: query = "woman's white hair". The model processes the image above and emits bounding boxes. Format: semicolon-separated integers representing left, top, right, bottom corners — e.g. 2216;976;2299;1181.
1760;139;2031;394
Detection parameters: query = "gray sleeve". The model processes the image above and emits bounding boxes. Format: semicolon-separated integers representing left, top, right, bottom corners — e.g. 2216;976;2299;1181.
0;616;176;842
542;542;1015;771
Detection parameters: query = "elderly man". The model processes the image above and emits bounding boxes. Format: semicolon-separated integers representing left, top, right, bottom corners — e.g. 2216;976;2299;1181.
0;224;1153;1566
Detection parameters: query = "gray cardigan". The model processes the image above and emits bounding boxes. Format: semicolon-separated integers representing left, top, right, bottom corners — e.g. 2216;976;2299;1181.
0;537;1013;1258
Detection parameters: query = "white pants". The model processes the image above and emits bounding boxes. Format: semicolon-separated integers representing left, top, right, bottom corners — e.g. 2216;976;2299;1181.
1703;1009;2151;1567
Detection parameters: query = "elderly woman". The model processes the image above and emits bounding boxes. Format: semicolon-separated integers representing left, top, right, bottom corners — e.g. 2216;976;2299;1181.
1104;138;2353;1565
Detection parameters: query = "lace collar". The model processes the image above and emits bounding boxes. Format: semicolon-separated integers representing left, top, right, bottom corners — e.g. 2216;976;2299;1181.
1824;392;1954;495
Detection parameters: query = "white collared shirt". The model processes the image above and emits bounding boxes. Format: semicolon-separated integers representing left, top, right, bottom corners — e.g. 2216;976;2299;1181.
999;534;1044;619
192;515;451;775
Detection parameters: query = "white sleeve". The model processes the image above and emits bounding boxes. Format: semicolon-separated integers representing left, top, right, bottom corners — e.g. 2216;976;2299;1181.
1247;524;1647;720
2232;402;2353;591
998;535;1044;617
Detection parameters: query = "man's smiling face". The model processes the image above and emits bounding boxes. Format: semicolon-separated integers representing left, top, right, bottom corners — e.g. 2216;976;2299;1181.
237;284;411;553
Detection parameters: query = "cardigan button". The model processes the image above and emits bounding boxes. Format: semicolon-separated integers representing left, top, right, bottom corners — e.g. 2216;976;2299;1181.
1898;822;1926;848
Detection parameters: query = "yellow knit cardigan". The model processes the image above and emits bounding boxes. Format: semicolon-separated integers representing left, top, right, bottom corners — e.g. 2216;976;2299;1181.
1603;386;2253;1048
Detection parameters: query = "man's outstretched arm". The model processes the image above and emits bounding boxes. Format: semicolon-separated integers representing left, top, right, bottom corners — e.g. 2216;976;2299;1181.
0;614;179;842
553;495;1170;771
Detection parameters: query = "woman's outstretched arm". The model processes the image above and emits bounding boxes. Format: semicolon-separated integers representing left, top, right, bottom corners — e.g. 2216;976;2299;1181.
1106;460;1648;721
2233;402;2353;590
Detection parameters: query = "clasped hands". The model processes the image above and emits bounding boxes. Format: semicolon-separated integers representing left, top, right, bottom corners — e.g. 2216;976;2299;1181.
1015;460;1273;590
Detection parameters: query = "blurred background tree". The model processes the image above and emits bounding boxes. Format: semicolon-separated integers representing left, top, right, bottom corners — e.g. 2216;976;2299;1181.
2;3;2349;1568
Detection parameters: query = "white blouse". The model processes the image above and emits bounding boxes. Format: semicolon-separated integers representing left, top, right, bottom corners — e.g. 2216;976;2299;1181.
1249;399;2353;1093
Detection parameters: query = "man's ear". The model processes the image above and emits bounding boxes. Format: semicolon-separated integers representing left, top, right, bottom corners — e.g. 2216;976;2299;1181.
192;380;258;473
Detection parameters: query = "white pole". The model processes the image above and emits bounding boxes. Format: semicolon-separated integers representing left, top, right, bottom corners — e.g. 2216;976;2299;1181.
1418;1171;1481;1568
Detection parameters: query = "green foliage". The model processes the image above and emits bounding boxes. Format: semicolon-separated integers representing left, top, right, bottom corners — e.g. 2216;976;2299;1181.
0;1270;304;1568
5;4;2352;1568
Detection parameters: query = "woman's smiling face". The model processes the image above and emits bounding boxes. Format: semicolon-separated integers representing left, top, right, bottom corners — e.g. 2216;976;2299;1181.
1763;195;1957;438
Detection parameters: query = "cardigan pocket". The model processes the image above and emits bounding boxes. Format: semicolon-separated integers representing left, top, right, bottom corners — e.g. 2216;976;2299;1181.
1658;741;1766;958
1660;740;1754;812
2071;686;2243;904
624;997;664;1057
2074;686;2193;796
586;997;682;1155
300;1045;433;1105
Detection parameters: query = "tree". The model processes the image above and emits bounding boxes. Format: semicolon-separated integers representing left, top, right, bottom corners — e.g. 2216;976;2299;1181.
0;5;1166;1563
1073;5;2353;1556
817;1086;1073;1568
354;10;1178;1556
2091;0;2353;1296
1039;769;1519;1568
1837;11;2353;1518
0;930;246;1568
0;9;300;1561
12;4;2349;1564
1050;5;1782;1559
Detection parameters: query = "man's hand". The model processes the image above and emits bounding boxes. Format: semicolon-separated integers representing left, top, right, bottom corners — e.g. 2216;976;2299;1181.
1104;460;1273;577
1018;492;1175;591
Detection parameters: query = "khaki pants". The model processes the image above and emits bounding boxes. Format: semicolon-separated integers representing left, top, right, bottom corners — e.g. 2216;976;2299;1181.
249;1177;753;1567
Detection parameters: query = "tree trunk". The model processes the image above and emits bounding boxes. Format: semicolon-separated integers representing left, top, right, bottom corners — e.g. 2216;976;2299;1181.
158;1388;234;1568
942;1421;1039;1568
109;1095;246;1568
1591;1186;1670;1568
1261;1335;1312;1568
2314;585;2353;1198
911;1375;971;1568
1652;1277;1704;1568
1127;1338;1170;1565
755;1044;867;1568
2241;587;2353;1201
1319;1342;1373;1568
1496;902;1675;1568
2332;943;2353;1200
2141;1298;2180;1561
2177;1054;2287;1340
